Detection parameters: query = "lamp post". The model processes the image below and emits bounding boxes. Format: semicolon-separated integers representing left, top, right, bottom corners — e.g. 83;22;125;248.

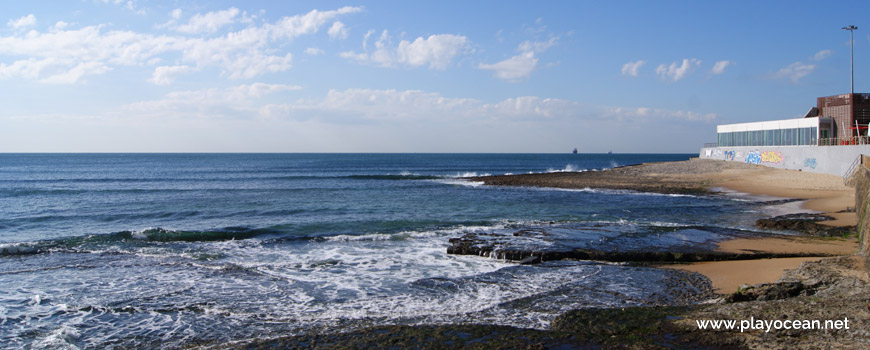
843;25;858;95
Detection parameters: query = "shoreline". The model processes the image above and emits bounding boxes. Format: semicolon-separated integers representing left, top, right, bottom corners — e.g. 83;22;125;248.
472;158;860;293
234;158;868;349
686;162;858;293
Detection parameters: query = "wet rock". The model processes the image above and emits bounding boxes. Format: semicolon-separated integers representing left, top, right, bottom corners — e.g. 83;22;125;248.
755;213;854;237
725;282;819;302
447;233;841;264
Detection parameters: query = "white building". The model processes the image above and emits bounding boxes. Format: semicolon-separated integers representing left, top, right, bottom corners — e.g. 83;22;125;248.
716;117;834;147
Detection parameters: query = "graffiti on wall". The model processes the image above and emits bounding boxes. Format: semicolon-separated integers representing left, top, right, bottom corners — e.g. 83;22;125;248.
724;150;735;161
804;158;817;169
760;151;783;164
746;150;783;165
746;151;761;164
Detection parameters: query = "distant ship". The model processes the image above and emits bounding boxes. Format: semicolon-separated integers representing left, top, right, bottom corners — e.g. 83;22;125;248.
607;150;612;155
572;148;578;154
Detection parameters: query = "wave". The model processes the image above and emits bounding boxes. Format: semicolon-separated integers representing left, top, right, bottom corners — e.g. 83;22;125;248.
516;185;700;198
0;219;499;257
120;227;277;242
347;174;445;181
546;164;586;173
0;227;282;257
436;179;485;187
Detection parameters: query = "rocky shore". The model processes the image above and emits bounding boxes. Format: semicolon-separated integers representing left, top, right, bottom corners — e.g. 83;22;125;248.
470;159;737;195
230;256;868;349
446;232;843;264
215;159;868;349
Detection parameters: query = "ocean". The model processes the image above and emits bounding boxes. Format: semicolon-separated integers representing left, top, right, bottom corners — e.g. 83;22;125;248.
0;153;782;348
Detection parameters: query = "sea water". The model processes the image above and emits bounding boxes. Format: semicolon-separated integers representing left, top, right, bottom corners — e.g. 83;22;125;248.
0;154;779;348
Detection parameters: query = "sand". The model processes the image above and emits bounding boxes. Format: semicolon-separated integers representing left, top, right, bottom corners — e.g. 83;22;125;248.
702;164;856;227
662;160;860;293
475;158;861;294
668;257;824;293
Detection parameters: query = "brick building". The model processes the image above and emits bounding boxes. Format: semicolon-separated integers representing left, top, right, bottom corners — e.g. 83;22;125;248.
817;93;870;138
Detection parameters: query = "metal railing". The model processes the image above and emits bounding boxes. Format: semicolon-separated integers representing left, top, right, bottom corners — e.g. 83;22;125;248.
843;155;861;185
702;143;718;148
818;136;870;146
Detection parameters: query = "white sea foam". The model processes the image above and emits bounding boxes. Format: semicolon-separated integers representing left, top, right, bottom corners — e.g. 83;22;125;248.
435;178;485;187
762;199;820;216
546;164;585;173
519;185;699;198
0;243;39;255
2;217;712;348
32;325;81;350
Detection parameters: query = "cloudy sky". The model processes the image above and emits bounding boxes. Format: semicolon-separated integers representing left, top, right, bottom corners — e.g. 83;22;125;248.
1;1;868;153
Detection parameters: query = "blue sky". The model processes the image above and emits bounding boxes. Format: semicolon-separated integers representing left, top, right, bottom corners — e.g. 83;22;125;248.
1;0;868;153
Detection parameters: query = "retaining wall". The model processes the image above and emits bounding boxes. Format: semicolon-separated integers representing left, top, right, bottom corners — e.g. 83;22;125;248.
699;145;870;177
852;155;870;272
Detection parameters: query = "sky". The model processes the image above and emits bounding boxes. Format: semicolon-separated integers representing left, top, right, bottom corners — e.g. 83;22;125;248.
1;0;869;153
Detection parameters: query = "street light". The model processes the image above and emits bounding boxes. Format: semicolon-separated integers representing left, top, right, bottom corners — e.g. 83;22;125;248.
843;25;858;95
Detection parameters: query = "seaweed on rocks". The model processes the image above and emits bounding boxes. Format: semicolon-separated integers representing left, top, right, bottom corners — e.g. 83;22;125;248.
755;213;855;237
446;235;841;264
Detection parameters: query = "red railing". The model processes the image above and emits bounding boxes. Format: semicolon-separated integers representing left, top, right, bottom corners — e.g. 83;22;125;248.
818;137;870;146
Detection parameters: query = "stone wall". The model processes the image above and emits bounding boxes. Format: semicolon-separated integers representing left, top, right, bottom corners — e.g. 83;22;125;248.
852;155;870;272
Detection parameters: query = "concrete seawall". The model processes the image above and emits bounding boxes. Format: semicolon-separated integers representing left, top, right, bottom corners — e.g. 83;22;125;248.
699;145;870;177
850;155;870;272
702;145;870;272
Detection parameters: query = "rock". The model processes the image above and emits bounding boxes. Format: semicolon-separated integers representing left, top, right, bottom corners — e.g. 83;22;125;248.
755;213;854;237
726;281;821;302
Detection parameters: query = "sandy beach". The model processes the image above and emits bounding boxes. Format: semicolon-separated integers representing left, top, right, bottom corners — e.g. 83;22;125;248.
667;159;859;293
476;158;861;293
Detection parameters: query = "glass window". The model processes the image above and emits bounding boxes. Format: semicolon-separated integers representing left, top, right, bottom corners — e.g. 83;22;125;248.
764;129;780;146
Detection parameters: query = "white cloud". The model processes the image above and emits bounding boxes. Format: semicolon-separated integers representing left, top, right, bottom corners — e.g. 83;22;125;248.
253;88;715;124
125;83;302;118
813;49;831;61
0;58;59;80
711;60;731;74
362;29;375;49
328;21;348;39
0;6;361;84
40;61;111;84
397;34;471;69
176;7;240;34
771;61;815;84
517;37;557;53
479;51;538;81
305;47;324;55
655;58;700;81
621;60;645;77
9;86;714;152
170;9;183;20
342;31;471;69
604;107;717;122
479;37;557;81
269;6;361;40
53;21;70;30
259;88;580;122
149;65;193;85
98;0;143;15
7;14;36;29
